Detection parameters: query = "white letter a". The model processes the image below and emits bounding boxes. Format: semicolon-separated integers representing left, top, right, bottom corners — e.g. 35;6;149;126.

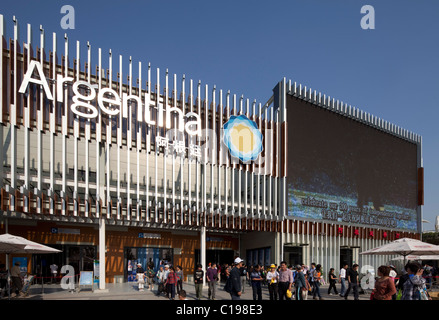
60;5;75;30
360;5;375;30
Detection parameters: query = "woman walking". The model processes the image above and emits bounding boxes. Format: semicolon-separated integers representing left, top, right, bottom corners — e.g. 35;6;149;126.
327;268;338;295
165;267;178;300
312;264;323;300
175;266;184;295
371;265;396;300
266;264;279;300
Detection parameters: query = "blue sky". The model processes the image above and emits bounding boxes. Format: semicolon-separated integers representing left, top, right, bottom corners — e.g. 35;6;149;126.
1;0;438;231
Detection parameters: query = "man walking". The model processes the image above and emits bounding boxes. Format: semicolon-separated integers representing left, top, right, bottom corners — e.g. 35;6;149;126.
344;264;360;300
11;262;23;297
225;257;244;300
250;264;263;300
206;263;219;300
278;261;294;300
294;265;307;301
339;263;348;297
194;264;204;300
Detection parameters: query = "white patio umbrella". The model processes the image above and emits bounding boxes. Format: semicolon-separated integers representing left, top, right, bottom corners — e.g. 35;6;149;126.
0;233;61;299
360;237;439;266
0;233;62;254
390;255;439;261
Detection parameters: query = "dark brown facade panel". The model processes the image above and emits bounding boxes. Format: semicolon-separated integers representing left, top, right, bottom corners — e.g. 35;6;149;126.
418;167;424;206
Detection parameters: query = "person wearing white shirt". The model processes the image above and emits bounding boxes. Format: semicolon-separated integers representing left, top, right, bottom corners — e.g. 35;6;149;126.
389;265;398;300
50;264;58;284
339;264;348;297
266;264;279;300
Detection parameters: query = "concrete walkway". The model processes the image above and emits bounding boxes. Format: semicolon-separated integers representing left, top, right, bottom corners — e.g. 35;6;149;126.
8;281;373;301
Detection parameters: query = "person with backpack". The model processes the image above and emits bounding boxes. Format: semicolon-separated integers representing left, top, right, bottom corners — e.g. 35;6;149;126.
401;262;431;300
146;265;156;291
294;265;307;301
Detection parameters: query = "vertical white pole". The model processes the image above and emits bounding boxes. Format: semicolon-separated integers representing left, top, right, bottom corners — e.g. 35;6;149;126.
204;84;208;218
99;214;106;290
37;25;44;214
126;57;132;221
201;225;206;287
106;49;112;219
218;90;223;223
171;74;177;224
136;61;141;221
188;78;192;225
196;81;201;225
145;63;150;222
73;40;80;217
96;47;102;219
211;86;216;224
163;69;168;224
117;54;122;220
238;96;242;220
231;94;236;227
10;16;18;212
84;41;91;218
179;75;184;224
154;68;163;223
224;91;230;228
49;32;56;215
61;34;68;216
23;23;31;212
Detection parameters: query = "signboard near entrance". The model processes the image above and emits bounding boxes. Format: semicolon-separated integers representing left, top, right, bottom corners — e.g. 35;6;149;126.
93;260;99;284
79;271;94;292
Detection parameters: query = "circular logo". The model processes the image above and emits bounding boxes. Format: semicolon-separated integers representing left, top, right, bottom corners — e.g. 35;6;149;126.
223;115;263;162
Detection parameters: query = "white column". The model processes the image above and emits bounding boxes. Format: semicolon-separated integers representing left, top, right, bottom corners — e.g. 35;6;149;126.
200;225;206;287
99;217;106;290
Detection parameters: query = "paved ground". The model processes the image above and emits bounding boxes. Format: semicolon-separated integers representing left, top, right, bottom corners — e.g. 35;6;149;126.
3;281;376;301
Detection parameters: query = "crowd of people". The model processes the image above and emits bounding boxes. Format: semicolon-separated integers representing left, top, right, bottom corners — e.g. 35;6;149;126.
132;258;437;301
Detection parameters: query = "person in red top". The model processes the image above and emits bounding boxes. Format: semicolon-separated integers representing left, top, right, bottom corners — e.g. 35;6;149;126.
165;266;179;300
372;265;396;300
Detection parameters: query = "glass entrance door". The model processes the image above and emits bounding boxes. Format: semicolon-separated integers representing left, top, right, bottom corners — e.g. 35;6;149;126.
284;246;303;266
124;247;173;282
340;248;353;267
